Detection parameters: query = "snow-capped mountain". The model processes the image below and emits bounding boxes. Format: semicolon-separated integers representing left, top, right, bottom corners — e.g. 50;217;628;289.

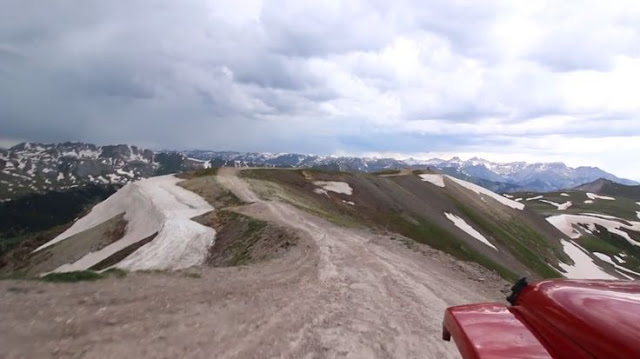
1;142;636;200
0;142;158;199
435;156;637;192
186;151;637;192
0;142;217;200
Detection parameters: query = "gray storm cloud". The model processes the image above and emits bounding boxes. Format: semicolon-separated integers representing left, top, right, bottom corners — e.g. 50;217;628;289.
1;0;639;178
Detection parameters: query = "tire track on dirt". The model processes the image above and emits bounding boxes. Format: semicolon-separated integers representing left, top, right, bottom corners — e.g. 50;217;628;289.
217;167;505;358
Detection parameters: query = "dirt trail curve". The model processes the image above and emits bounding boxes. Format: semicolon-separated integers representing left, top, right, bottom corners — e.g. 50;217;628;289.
217;167;506;357
1;168;507;359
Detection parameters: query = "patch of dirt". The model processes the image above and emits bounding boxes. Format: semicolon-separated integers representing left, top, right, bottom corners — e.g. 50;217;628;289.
2;213;127;276
178;175;242;209
192;210;298;267
90;232;158;271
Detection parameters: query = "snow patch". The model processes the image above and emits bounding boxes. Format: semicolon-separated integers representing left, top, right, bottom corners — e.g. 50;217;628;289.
502;194;514;198
593;252;640;278
446;176;524;210
526;195;543;201
586;193;615;201
560;193;570;197
117;219;215;271
546;214;640;247
313;188;328;196
615;255;626;263
313;181;353;195
584;200;594;204
515;198;523;202
419;174;445;188
116;169;135;178
539;199;572;210
342;200;355;206
559;240;617;280
445;212;497;250
36;175;215;272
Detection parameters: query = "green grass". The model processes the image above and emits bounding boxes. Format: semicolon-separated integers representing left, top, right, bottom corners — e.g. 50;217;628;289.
0;236;25;257
578;235;623;256
223;211;269;266
450;197;562;279
103;268;127;278
386;213;518;280
578;226;640;272
41;270;106;282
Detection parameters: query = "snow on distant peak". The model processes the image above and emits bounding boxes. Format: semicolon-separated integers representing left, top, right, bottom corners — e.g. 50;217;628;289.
586;193;615;201
446;176;525;210
445;212;497;250
419;174;445;188
313;181;353;195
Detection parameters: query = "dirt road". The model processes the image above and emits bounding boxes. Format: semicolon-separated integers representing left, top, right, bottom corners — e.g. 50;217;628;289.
1;168;508;358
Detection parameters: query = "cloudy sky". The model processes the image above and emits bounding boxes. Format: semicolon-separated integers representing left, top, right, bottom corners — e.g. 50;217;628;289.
1;1;639;179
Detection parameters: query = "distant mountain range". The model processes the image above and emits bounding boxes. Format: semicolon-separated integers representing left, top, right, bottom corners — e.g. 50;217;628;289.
0;142;636;200
573;178;640;201
185;150;638;192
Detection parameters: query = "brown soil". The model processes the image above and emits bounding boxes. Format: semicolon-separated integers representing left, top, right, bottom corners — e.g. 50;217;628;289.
178;175;242;209
0;168;511;358
241;168;544;278
2;213;127;276
192;210;298;267
90;232;158;271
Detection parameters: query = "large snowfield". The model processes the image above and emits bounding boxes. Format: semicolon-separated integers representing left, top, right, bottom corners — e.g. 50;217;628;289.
35;175;215;272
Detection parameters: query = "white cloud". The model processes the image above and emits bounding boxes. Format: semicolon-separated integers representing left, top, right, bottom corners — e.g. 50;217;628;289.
0;0;639;179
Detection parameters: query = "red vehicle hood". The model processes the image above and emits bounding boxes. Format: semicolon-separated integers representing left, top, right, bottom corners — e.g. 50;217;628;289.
443;279;640;359
515;279;640;358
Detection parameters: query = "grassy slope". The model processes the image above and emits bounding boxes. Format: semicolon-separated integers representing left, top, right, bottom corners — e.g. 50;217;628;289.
241;169;569;280
514;190;640;275
516;190;639;221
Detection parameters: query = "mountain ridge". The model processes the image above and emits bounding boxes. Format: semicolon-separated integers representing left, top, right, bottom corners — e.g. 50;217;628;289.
1;141;636;200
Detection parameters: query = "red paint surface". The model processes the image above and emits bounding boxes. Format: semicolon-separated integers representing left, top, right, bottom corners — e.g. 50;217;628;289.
443;279;640;359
